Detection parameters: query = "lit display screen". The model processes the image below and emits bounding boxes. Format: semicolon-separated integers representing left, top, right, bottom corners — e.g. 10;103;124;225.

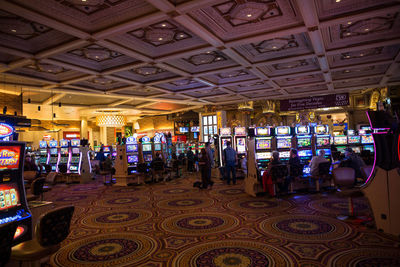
256;138;271;150
361;135;373;144
279;151;290;158
191;126;200;132
353;147;361;153
94;146;100;152
0;184;20;210
277;138;292;149
0;146;21;171
126;137;136;144
103;146;111;152
333;136;347;145
336;146;346;153
60;140;68;147
256;127;270;136
50;148;58;155
275;126;291;136
60;148;68;155
143;144;152;152
348;136;361;144
256;152;272;160
71;139;80;147
363;145;374;152
316;137;330;146
69;165;78;171
154;144;161;151
49;140;58;147
39;141;47;148
314;125;328;134
144;154;152;162
220;128;231;136
234;127;246;136
236;137;246;153
297;138;311;147
127;155;138;163
296;126;309;135
222;138;230;150
72;148;80;154
317;149;331;155
126;144;138;153
298;150;313;157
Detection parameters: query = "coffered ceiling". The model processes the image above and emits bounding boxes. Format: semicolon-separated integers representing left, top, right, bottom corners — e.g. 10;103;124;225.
0;0;399;119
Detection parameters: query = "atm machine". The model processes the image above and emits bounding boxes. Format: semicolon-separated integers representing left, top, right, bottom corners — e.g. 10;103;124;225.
126;136;139;174
218;127;233;166
295;125;313;175
140;136;153;165
0;142;33;246
254;127;273;170
314;125;331;160
233;127;247;159
69;139;81;174
48;140;59;172
38;141;48;173
275;126;292;162
58;139;69;170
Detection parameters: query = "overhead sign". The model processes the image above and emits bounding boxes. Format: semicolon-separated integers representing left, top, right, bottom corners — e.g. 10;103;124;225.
0;123;14;138
280;93;349;111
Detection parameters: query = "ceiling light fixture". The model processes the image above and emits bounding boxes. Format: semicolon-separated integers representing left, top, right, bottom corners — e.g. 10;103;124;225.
11;29;16;32
347;22;352;25
161;24;166;27
246;14;252;17
158;37;163;41
336;0;341;2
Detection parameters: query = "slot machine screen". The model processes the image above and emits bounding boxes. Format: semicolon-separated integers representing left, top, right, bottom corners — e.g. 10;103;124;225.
222;138;230;150
279;151;290;158
50;148;58;155
314;125;328;134
69;165;78;171
297;138;311;148
234;127;246;136
51;166;56;171
60;140;68;147
336;146;346;153
60;148;69;155
275;126;291;136
363;145;374;152
143;144;152;152
127;155;138;163
71;139;80;147
256;138;271;150
126;144;138;153
316;136;330;146
277;138;292;149
352;147;361;154
317;149;331;156
298;150;313;157
94;146;100;152
71;157;80;163
236;137;246;153
333;136;347;145
39;141;47;148
154;144;161;151
39;149;47;156
191;126;200;132
0;146;21;171
0;184;20;210
361;135;373;144
255;127;270;136
303;166;311;175
72;147;80;154
256;152;272;160
295;126;310;135
103;146;111;152
144;154;152;162
220;128;232;136
49;140;58;147
347;136;361;144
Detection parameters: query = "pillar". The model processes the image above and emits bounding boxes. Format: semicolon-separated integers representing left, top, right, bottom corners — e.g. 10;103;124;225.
80;117;88;139
100;126;107;146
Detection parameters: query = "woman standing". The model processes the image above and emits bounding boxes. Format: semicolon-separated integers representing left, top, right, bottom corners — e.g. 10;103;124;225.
199;148;212;189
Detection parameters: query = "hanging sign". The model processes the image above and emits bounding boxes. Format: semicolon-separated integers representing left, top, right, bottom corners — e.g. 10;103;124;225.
280;93;349;111
0;123;14;138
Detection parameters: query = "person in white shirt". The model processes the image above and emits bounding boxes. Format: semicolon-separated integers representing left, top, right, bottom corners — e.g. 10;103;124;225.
309;149;328;176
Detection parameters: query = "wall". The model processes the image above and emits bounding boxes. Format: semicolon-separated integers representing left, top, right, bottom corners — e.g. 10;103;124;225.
137;115;173;136
0;92;22;116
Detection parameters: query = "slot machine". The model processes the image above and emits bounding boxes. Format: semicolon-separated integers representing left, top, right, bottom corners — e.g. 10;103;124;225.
58;139;69;170
112;145;117;160
347;130;362;154
38;140;48;173
275;126;292;162
153;134;164;160
48;140;59;172
359;129;374;153
103;146;112;157
254;127;273;169
218;127;233;167
333;135;348;154
126;136;139;174
295;125;313;175
0;142;33;246
314;125;331;160
69;139;81;174
94;146;101;158
197;143;205;153
140;136;153;165
234;127;247;159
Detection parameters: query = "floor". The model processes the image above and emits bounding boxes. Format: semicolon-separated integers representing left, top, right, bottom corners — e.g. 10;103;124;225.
39;171;400;267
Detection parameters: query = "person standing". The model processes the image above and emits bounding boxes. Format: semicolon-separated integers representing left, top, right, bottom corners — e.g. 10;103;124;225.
199;148;212;189
205;142;214;185
223;141;237;185
186;147;194;172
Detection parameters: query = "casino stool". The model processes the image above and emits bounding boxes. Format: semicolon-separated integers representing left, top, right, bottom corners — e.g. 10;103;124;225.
57;164;68;183
26;178;46;202
0;221;18;267
137;163;150;184
11;206;74;267
312;162;332;192
288;164;304;193
270;164;289;197
151;161;165;182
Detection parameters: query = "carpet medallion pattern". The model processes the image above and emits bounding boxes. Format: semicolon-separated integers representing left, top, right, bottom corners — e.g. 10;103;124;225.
44;175;400;266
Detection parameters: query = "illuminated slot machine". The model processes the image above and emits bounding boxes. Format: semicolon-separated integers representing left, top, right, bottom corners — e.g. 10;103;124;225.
153;135;163;160
112;145;117;160
218;127;233;167
103;146;112;157
360;130;374;153
254;127;273;169
38;141;48;173
94;146;100;158
141;136;153;165
69;139;81;174
314;125;331;160
197;143;205;153
48;140;59;172
234;127;247;159
0;142;33;246
58;139;69;170
333;135;348;155
295;125;313;174
126;136;139;174
347;130;362;154
275;126;292;162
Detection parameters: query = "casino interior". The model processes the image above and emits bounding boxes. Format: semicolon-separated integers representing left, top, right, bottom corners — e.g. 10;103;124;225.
1;0;400;266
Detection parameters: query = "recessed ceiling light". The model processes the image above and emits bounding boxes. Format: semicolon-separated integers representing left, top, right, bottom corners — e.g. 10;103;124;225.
347;21;352;25
345;55;350;58
179;34;185;38
272;46;277;49
344;70;350;73
346;32;351;36
158;37;163;41
360;53;364;56
82;0;86;2
216;57;222;60
336;0;341;2
11;29;16;32
161;24;166;27
364;28;369;31
247;14;252;17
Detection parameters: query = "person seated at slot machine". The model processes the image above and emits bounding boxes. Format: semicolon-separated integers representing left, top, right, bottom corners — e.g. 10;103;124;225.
150;153;164;168
341;148;365;179
24;154;40;178
262;151;282;193
95;148;106;162
309;150;328;176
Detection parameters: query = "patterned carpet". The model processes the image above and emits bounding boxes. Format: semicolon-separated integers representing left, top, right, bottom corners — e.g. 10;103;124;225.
40;172;400;267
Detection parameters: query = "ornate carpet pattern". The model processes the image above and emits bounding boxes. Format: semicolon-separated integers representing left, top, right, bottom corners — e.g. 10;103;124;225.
41;174;400;266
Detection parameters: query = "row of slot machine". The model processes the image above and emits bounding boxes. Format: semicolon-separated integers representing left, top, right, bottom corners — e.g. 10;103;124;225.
218;127;247;166
93;145;116;159
36;139;83;174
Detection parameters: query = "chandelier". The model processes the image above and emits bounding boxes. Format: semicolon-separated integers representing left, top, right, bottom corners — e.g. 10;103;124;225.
238;101;254;111
96;115;126;127
262;100;275;114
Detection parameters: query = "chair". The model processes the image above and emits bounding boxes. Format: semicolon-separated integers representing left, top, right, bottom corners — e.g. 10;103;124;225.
0;221;18;267
136;163;150;184
26;178;46;201
11;206;75;266
151;161;165;182
270;164;288;196
57;164;68;183
44;164;52;174
312;162;332;192
332;167;362;220
360;165;373;181
99;162;114;185
289;164;303;193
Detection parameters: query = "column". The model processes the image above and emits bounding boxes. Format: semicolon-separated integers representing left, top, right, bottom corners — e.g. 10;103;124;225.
80;117;88;139
100;126;107;145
